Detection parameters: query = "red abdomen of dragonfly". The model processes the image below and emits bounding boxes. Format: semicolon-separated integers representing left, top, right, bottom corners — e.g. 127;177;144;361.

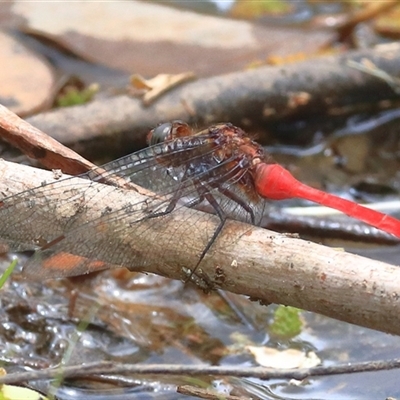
253;150;400;239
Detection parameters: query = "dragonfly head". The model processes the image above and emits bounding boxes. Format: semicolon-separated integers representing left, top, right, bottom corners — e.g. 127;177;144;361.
147;121;192;146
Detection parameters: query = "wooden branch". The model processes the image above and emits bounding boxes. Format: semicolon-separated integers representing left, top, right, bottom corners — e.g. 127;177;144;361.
1;358;400;385
0;160;399;335
0;104;143;191
0;104;95;175
25;43;400;157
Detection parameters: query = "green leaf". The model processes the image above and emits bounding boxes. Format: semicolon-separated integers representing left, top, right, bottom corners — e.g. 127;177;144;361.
56;83;99;107
269;305;302;339
0;259;17;290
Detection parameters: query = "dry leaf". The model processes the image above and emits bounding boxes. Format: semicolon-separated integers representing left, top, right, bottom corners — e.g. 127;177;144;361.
129;72;196;105
246;345;321;369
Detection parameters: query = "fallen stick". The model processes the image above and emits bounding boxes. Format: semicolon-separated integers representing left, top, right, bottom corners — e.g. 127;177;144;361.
26;43;400;157
0;104;94;175
0;159;399;335
1;358;400;385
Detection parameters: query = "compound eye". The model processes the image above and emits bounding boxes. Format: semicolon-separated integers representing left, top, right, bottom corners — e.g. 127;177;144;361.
147;121;192;146
170;120;192;138
147;122;173;146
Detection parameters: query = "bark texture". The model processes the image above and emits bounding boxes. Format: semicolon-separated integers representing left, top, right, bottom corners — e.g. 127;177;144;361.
0;159;399;335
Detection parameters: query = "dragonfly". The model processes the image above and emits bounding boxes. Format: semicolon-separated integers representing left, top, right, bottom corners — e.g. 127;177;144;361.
0;121;399;281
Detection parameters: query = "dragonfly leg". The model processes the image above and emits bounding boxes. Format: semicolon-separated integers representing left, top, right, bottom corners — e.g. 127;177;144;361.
146;177;227;287
216;186;256;224
184;181;227;285
138;167;207;220
132;175;227;288
182;181;255;287
135;182;187;222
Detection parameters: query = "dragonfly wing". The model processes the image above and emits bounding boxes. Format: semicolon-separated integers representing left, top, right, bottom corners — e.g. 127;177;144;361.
0;133;266;279
0;143;185;253
21;191;222;279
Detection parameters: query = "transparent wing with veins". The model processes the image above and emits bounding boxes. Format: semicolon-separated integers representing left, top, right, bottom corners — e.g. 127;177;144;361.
0;129;267;279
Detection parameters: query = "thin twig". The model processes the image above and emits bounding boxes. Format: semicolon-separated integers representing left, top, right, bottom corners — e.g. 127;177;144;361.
2;359;400;385
347;59;400;94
